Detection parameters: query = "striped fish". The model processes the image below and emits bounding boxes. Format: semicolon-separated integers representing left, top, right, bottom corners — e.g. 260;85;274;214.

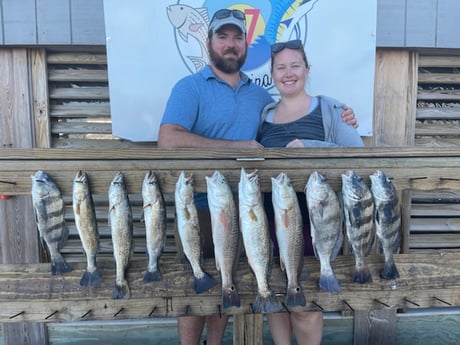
31;170;71;275
369;170;401;279
341;170;375;284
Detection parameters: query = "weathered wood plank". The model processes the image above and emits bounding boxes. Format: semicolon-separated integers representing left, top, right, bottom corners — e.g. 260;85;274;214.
411;203;460;216
415;136;460;147
51;103;110;117
354;309;396;345
49;87;109;100
31;48;51;148
415;122;460;136
418;73;460;84
51;121;112;134
47;52;107;65
417;90;460;101
416;107;460;120
48;69;108;82
410;218;460;232
409;234;460;248
0;252;458;323
418;55;460;68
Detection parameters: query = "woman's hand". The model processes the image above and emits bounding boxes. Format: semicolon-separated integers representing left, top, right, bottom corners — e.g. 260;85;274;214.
285;139;305;148
341;105;359;129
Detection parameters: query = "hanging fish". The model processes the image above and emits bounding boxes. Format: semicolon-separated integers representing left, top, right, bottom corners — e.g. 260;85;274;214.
72;170;102;286
142;171;166;282
31;170;71;275
369;170;401;280
341;170;375;284
109;171;133;299
239;168;283;313
271;172;306;307
305;171;343;293
175;171;216;294
206;170;241;308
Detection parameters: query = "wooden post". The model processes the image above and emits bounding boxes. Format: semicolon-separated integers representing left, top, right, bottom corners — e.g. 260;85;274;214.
0;48;47;345
233;314;264;345
353;309;397;345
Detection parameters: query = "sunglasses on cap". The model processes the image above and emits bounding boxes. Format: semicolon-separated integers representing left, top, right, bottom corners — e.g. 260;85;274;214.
211;9;246;22
271;40;304;54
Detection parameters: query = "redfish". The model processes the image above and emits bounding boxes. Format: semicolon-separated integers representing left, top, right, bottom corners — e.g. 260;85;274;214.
206;170;241;308
271;172;306;307
305;171;343;293
175;171;216;294
239;168;283;313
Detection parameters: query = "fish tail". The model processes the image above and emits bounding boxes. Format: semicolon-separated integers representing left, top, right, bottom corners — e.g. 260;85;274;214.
353;266;373;284
222;285;241;309
143;269;163;283
286;286;306;307
381;261;400;280
253;292;284;313
112;280;130;299
194;272;216;294
80;269;103;287
319;273;341;293
51;255;72;275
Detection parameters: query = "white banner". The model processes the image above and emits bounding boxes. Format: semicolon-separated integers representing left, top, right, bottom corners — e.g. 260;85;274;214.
104;0;376;141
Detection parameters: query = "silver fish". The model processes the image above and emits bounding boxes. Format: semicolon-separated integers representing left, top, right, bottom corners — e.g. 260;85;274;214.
109;171;133;299
341;170;375;284
271;172;306;307
175;171;216;294
239;168;283;313
31;170;71;275
369;170;401;280
305;171;343;293
142;171;166;283
72;170;102;286
206;170;241;308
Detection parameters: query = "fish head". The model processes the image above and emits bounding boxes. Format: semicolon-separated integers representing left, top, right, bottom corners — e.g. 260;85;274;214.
342;170;367;199
206;170;233;206
370;170;395;200
31;170;60;198
72;170;90;200
239;168;260;198
306;171;330;201
142;171;160;201
175;171;194;204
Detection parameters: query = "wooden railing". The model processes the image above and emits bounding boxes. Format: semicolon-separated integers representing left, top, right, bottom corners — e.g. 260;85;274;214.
0;147;460;343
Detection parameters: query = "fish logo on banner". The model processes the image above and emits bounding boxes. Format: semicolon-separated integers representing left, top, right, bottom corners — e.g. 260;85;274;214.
166;0;316;91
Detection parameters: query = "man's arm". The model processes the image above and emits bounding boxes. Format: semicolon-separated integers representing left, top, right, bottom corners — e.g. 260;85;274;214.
157;124;263;148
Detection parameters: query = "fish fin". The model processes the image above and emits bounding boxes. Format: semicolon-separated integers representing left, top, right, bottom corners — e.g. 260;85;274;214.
248;209;258;222
139;209;145;224
80;269;103;287
196;7;210;23
75;203;81;216
194;272;216;294
112;280;130;299
286;286;306;307
188;22;203;33
279;257;286;272
143;270;163;283
222;285;241;309
51;255;72;275
282;210;289;228
319;273;341;293
381;261;400;280
353;266;372;284
318;202;324;218
252;292;284;313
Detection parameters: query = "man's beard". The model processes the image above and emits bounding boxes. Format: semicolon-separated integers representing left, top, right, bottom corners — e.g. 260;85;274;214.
209;46;247;74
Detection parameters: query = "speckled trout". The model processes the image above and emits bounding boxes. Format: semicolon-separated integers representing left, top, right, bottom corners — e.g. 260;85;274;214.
341;170;375;284
72;170;102;286
239;168;283;313
142;171;166;283
206;170;241;308
271;172;306;307
175;171;216;294
369;170;401;280
109;171;133;299
305;171;343;293
31;170;71;275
